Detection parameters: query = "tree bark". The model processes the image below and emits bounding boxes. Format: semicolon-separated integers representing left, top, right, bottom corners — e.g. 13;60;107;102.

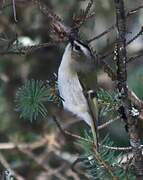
114;0;143;179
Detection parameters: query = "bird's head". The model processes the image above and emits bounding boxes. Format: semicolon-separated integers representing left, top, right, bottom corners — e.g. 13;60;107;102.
69;39;96;73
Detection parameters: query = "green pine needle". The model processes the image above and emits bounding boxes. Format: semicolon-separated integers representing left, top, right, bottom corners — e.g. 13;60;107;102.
15;79;51;121
97;88;119;119
77;132;135;180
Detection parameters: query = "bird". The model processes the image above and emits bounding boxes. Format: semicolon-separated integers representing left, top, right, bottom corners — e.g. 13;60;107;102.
58;39;98;145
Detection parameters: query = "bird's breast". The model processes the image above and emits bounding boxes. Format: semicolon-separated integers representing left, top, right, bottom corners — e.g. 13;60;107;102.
58;70;92;125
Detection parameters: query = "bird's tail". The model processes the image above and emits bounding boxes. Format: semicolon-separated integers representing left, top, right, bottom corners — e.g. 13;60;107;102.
86;90;99;150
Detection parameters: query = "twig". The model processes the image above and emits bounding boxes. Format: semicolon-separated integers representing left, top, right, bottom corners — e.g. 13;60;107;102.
0;140;143;153
99;26;143;63
115;0;127;94
52;116;140;153
31;0;71;39
71;158;90;178
114;0;143;179
98;116;120;130
0;152;25;180
0;40;66;56
18;147;67;178
87;25;115;43
55;173;67;180
127;50;143;63
127;89;143;110
12;0;18;22
1;1;28;10
0;137;48;150
127;27;143;45
73;0;94;29
99;49;143;111
88;4;143;43
126;5;143;17
65;169;81;180
19;40;66;54
102;145;132;151
0;39;67;56
0;51;25;55
18;148;49;171
93;148;119;180
52;116;92;143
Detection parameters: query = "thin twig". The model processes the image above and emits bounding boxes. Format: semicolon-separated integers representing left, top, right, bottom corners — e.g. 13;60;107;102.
74;0;94;29
99;26;143;63
0;137;48;150
31;0;71;39
0;140;142;152
127;50;143;63
114;0;143;179
88;4;143;43
18;147;67;178
18;148;49;171
98;116;120;130
52;116;141;152
102;145;132;151
71;158;90;178
127;27;143;45
93;148;119;180
19;40;66;54
0;152;25;180
87;25;115;43
52;116;92;143
126;5;143;17
0;51;25;55
12;0;18;22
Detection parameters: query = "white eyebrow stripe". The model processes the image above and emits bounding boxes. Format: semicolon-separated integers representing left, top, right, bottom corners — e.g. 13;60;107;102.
74;41;89;55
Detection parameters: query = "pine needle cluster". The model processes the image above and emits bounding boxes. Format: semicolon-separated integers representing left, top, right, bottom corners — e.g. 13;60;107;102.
15;79;60;121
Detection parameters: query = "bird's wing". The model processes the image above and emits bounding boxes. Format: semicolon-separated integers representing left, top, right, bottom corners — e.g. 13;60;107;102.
79;77;99;148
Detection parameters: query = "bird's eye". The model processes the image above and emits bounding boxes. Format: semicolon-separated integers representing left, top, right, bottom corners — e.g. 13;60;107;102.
74;44;81;51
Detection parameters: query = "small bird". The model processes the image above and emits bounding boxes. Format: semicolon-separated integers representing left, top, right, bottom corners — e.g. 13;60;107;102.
58;39;98;144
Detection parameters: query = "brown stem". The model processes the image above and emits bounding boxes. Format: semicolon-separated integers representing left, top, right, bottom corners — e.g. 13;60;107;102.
128;50;143;63
93;148;119;180
88;5;143;43
12;0;18;22
127;27;143;45
115;0;127;95
114;0;143;179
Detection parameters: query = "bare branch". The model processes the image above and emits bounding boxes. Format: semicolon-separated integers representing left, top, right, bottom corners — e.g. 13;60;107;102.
0;51;25;55
18;148;50;171
12;0;18;22
73;0;94;29
98;26;143;65
31;0;71;39
98;116;120;130
88;25;115;43
0;152;25;180
126;5;143;17
88;4;143;43
127;27;143;45
128;50;143;63
114;0;143;179
19;40;66;54
115;0;127;94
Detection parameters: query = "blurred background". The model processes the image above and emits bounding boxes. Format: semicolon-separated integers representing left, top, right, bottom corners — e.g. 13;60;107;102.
0;0;143;179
